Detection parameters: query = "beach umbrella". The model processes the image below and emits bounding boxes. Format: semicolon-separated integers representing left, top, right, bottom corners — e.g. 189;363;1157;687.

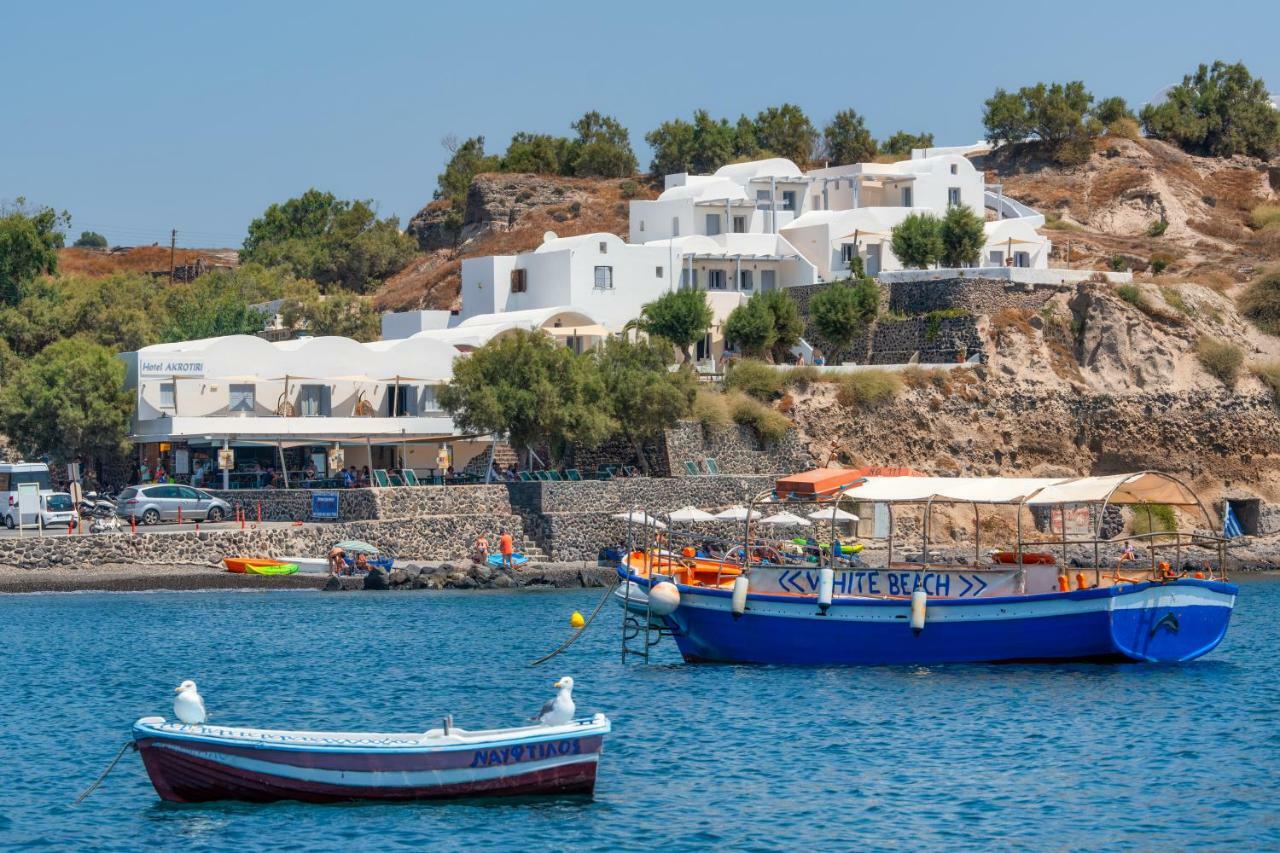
667;506;717;522
335;539;380;553
714;505;761;521
612;511;666;529
759;511;812;527
807;507;860;522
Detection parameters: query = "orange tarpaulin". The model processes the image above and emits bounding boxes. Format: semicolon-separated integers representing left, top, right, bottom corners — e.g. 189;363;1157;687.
776;466;925;499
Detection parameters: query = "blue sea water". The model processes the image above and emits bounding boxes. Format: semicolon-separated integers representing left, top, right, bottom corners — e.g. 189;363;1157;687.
2;577;1278;851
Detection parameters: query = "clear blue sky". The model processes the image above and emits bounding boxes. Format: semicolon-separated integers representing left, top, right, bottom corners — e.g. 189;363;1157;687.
5;0;1278;248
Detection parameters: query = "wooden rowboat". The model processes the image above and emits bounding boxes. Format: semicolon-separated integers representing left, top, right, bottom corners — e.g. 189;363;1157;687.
133;714;612;803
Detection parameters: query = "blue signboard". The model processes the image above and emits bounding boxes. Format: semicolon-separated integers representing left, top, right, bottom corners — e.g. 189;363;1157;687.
311;491;340;520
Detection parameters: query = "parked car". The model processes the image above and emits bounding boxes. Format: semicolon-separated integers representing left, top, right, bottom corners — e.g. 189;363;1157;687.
116;484;231;525
3;490;77;530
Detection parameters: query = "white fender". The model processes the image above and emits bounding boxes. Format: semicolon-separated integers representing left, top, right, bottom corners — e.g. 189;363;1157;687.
648;581;680;616
910;589;927;632
817;567;834;614
731;575;750;618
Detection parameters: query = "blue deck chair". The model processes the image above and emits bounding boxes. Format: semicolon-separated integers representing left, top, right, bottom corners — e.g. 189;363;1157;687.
548;471;563;481
518;471;534;482
703;458;721;475
565;469;583;481
683;461;701;476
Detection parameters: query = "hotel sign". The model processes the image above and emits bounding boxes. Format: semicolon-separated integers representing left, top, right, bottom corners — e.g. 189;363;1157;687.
140;359;205;377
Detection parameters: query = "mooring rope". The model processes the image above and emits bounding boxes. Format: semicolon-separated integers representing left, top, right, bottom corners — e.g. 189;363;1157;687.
74;740;135;805
529;576;619;667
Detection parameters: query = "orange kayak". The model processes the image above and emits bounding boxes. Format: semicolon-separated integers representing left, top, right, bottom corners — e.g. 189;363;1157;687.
224;557;290;574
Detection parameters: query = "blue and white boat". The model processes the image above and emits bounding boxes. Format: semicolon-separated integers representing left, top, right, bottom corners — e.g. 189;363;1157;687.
618;471;1237;665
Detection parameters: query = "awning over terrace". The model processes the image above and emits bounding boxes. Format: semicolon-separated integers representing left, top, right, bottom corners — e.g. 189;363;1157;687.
846;472;1201;506
1024;473;1201;507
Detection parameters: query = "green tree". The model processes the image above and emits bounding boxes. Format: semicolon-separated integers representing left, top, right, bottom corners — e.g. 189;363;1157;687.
0;200;69;305
983;88;1031;144
594;336;696;473
753;104;817;165
73;230;108;248
732;114;760;159
0;338;132;465
939;204;986;268
569;111;638;177
880;131;935;157
501;132;573;175
644;117;696;175
810;278;879;353
822;109;877;165
890;213;944;269
1093;96;1134;127
628;289;713;362
689;110;736;173
281;291;380;341
985;82;1099;165
241;189;416;292
1140;61;1280;158
435;135;501;205
725;290;803;362
438;330;612;465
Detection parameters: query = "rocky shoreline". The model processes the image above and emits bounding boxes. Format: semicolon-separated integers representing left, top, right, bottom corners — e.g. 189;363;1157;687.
0;561;617;594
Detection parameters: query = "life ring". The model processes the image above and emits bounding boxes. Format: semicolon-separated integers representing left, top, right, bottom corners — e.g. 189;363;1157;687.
993;551;1056;565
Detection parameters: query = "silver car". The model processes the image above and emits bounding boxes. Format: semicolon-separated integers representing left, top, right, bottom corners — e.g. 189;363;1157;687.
116;484;232;525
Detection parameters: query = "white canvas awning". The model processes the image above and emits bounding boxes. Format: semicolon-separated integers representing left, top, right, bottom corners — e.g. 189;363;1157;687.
849;476;1068;504
760;511;812;527
667;506;718;522
808;507;860;522
613;511;667;529
1025;473;1200;507
714;505;761;521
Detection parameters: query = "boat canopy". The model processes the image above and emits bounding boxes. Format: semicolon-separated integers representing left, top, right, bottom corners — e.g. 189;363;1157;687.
847;472;1200;507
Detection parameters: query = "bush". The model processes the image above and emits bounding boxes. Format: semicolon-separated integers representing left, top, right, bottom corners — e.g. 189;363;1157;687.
1109;255;1129;272
835;370;902;409
1140;60;1280;159
780;364;820;391
692;387;731;428
1251;360;1280;405
726;391;791;443
723;359;783;400
1237;267;1280;334
1132;503;1178;538
73;231;108;248
810;278;877;352
940;205;985;267
1195;337;1244;387
1160;287;1193;316
619;180;641;199
1116;284;1147;307
890;213;943;269
1149;253;1172;275
1147;219;1168;237
1251;204;1280;231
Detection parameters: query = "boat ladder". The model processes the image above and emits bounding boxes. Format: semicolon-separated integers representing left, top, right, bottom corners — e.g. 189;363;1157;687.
620;571;672;664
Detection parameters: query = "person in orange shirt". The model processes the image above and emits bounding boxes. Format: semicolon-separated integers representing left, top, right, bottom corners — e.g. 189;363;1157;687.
498;528;515;569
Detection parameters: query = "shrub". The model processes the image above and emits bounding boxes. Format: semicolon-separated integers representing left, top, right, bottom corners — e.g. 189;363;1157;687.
691;387;731;428
1160;286;1193;316
619;180;641;199
1116;284;1147;307
780;364;820;391
890;213;943;269
1109;255;1129;272
1251;203;1280;231
1237;267;1280;334
1251;360;1280;405
1140;60;1280;159
901;365;952;392
1131;503;1178;538
1149;253;1172;275
939;204;985;267
73;230;108;248
810;278;878;352
726;391;791;443
1147;219;1168;237
723;358;783;400
1195;336;1244;387
835;370;902;409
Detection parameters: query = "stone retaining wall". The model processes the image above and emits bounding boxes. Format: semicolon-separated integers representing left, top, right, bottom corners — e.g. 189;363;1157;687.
887;277;1070;316
204;485;514;523
663;422;811;476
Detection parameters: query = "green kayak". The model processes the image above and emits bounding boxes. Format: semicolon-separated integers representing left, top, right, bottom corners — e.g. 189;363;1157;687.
244;562;299;576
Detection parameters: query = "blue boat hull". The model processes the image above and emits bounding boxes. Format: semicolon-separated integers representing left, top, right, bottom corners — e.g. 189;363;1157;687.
487;553;529;568
620;569;1236;665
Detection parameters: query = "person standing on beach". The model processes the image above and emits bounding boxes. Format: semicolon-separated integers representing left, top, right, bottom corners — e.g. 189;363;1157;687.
498;529;514;569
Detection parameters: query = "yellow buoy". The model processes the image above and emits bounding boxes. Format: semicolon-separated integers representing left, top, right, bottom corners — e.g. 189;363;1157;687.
570;610;585;629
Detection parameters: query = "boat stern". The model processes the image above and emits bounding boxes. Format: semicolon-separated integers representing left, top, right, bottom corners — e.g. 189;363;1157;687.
1107;579;1237;662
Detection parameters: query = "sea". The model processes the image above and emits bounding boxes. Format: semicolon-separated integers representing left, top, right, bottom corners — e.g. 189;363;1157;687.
2;577;1277;851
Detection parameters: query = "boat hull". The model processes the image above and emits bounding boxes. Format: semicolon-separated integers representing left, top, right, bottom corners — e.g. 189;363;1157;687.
622;569;1236;665
133;718;608;803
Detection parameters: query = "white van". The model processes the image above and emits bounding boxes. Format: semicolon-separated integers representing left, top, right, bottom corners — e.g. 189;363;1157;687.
1;462;54;528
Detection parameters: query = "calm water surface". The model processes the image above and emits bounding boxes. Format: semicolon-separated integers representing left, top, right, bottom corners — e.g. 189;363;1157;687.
2;577;1278;850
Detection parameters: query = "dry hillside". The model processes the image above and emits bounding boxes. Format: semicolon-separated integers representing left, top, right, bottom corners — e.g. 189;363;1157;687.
374;174;656;312
58;246;238;277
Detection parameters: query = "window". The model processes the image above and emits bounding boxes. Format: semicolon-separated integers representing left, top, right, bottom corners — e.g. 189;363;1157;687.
950;163;958;174
902;186;913;207
1014;251;1031;268
705;213;721;235
761;270;776;291
298;384;329;417
707;270;727;290
989;250;1004;266
159;382;175;409
948;187;961;207
389;385;416;416
681;268;698;289
229;384;255;413
599;241;608;254
841;244;856;263
419;385;441;413
733;215;746;233
655;266;664;278
672;217;680;236
639;220;645;232
782;190;797;211
756;189;772;209
178;486;201;500
739;270;753;291
510;268;527;293
594;266;613;289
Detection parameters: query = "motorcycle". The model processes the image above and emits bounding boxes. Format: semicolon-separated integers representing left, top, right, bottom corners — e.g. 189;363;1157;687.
78;490;117;519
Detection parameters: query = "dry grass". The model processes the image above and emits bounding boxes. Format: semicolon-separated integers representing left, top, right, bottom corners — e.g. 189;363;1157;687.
1238;266;1280;335
1250;203;1280;231
692;387;732;428
990;308;1035;341
834;370;903;410
900;365;953;394
726;391;791;443
1187;217;1250;242
57;246;235;276
1195;337;1244;387
1251;360;1280;405
1089;166;1148;206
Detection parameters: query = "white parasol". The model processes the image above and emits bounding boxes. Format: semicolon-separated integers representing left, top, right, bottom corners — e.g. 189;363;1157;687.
667;506;718;522
612;511;667;529
807;507;860;522
759;511;812;527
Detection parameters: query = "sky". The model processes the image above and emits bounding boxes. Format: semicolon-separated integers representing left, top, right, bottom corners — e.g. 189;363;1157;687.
4;0;1279;248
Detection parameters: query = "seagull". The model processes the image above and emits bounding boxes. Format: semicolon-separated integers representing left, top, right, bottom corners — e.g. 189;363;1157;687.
532;676;575;726
173;680;207;726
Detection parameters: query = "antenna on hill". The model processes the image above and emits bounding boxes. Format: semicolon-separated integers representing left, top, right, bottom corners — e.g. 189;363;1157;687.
169;229;177;284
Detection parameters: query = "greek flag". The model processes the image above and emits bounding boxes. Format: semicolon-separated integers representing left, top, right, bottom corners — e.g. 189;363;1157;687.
1223;503;1244;539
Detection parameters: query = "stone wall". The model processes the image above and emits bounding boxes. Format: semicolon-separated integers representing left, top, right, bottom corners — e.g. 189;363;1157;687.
663;421;811;476
203;485;513;523
869;315;983;365
887;277;1070;316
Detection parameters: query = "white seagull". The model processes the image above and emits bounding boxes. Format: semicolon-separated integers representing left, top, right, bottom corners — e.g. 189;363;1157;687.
532;676;575;726
173;680;207;725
